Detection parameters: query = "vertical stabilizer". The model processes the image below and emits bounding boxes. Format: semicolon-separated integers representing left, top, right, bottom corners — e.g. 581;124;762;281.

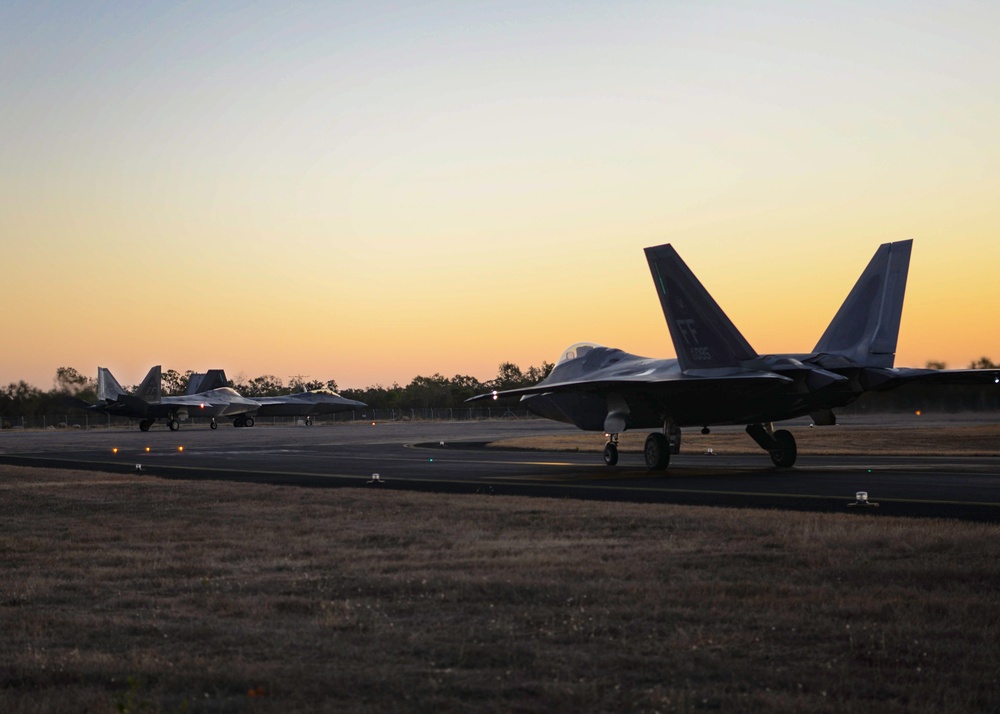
97;368;126;402
813;240;912;368
186;370;228;394
645;244;758;371
134;366;162;403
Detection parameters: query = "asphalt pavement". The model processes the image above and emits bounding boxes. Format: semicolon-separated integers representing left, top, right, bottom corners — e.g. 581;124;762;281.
2;418;999;521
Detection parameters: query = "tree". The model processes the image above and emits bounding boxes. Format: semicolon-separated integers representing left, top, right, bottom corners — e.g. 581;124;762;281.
1;381;46;417
162;369;194;396
925;360;947;370
969;356;997;369
492;362;524;391
245;375;284;397
405;374;452;408
53;367;93;395
490;361;553;392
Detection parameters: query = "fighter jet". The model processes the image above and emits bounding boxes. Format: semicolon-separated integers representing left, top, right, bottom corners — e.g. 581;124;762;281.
65;366;260;431
470;240;999;469
186;371;367;426
250;389;367;425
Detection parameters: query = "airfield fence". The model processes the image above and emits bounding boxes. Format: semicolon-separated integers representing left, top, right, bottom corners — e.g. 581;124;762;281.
0;407;543;431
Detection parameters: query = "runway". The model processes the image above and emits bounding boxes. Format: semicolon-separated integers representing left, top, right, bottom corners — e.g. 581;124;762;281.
2;419;1000;521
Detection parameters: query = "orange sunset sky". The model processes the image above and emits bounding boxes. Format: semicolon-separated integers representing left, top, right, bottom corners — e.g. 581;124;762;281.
2;1;998;391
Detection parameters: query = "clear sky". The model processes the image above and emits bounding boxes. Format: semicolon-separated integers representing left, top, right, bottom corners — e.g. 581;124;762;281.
2;1;998;390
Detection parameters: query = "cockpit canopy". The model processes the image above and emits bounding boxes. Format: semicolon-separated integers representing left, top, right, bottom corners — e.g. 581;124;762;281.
557;342;604;365
309;388;342;397
210;387;241;397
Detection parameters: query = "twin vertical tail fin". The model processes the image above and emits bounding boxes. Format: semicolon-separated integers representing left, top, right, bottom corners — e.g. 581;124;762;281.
186;369;228;394
813;240;912;368
134;366;162;403
97;368;127;402
645;244;758;371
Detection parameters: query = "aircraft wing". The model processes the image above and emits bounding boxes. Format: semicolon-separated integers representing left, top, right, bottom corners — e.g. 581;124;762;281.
468;371;793;403
877;368;1000;389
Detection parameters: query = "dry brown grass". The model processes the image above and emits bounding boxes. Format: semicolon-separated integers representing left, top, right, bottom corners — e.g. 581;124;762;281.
2;464;999;713
492;424;1000;456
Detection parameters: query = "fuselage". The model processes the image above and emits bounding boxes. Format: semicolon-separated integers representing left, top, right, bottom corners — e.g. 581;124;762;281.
520;344;874;432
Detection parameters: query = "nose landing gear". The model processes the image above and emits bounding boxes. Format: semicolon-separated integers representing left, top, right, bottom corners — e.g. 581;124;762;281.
603;434;619;466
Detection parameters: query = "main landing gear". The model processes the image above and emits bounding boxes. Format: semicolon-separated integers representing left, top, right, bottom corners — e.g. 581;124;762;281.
746;423;797;467
602;423;797;469
603;424;681;470
233;415;255;428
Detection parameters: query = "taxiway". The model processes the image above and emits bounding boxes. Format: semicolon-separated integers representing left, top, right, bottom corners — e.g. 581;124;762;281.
2;419;999;521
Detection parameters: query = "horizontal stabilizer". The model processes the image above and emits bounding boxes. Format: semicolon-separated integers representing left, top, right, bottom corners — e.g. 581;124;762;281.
645;244;757;371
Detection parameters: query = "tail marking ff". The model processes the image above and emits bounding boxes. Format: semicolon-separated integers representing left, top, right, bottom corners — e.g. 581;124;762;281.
645;244;757;371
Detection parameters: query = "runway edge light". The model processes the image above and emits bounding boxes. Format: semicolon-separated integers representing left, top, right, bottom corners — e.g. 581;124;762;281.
848;491;879;508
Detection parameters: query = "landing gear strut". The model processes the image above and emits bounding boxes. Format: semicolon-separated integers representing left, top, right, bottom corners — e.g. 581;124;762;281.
210;419;218;430
746;423;797;467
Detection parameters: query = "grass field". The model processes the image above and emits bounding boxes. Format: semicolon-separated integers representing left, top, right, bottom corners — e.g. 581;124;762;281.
2;457;999;713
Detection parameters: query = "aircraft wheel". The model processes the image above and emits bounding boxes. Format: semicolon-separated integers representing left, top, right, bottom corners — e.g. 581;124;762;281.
210;421;218;430
770;429;797;467
168;420;180;432
644;433;670;470
139;419;151;432
234;415;245;427
305;417;313;426
603;442;619;466
244;416;255;428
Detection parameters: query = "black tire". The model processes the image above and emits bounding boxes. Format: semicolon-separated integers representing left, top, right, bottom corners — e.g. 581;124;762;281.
305;417;312;426
234;415;245;428
644;433;670;470
168;420;179;432
139;420;151;432
245;416;255;428
770;429;797;467
210;421;218;430
603;442;619;466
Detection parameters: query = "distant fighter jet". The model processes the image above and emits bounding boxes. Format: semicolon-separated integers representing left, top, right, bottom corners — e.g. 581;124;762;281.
65;366;260;431
470;240;999;469
251;389;367;425
187;371;367;426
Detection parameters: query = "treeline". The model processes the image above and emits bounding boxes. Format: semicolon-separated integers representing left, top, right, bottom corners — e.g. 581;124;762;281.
0;361;555;418
3;358;998;420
